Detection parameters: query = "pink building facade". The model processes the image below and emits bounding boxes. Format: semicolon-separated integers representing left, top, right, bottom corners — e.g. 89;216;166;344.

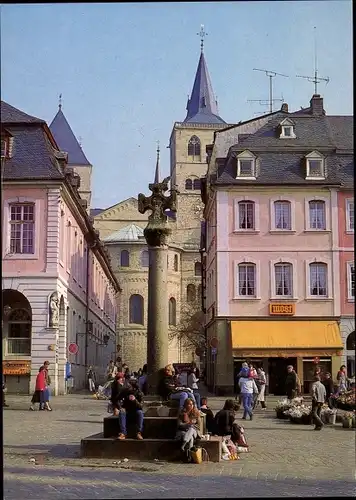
338;191;355;375
202;96;352;395
1;101;120;394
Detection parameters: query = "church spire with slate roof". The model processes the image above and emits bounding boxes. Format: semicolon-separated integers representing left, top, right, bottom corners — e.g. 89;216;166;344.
184;25;226;125
49;98;90;166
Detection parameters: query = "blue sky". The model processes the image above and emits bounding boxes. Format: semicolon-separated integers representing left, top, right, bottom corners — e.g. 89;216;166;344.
1;1;352;209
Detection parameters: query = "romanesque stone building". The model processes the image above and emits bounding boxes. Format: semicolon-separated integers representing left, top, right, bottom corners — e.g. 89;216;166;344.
93;43;231;370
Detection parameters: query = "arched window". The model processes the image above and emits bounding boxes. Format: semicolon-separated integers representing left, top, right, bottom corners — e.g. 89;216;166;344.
309;262;327;296
274;263;293;296
187;284;196;302
174;254;179;272
194;262;202;276
141;250;149;267
188;136;201;156
120;250;130;267
309;200;326;230
238;263;256;296
169;297;176;326
193;178;201;190
8;308;31;355
346;331;355;350
129;294;144;325
185;179;193;190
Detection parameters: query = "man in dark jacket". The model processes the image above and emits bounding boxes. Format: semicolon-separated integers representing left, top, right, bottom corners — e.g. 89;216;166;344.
157;364;196;409
110;372;125;416
118;380;144;440
322;372;334;408
285;365;299;400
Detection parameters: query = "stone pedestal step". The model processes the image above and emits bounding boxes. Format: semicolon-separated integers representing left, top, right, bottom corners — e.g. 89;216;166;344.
81;433;222;462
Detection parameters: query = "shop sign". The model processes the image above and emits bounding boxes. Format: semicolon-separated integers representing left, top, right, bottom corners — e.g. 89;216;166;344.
269;303;295;316
3;360;31;375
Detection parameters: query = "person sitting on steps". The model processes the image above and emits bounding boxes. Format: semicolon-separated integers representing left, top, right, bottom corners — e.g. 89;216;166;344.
110;372;126;416
117;379;144;440
176;397;201;453
200;397;215;434
187;366;201;409
157;364;197;410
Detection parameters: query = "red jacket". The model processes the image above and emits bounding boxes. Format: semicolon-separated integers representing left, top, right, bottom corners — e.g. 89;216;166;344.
35;371;46;391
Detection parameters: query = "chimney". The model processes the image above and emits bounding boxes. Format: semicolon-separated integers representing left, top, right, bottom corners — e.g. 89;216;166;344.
310;94;324;116
281;103;288;113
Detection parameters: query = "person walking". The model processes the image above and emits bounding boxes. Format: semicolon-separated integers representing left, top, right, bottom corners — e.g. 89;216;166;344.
336;365;348;393
254;367;267;410
87;365;96;392
235;362;248;402
311;375;326;430
238;368;259;420
35;366;46;411
322;372;334;408
43;361;52;411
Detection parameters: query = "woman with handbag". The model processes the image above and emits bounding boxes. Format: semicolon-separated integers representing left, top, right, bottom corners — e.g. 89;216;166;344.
175;397;201;453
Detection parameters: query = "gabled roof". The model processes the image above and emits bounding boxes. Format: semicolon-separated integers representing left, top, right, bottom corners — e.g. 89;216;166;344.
103;224;145;243
1;100;45;124
49;108;91;165
184;51;226;125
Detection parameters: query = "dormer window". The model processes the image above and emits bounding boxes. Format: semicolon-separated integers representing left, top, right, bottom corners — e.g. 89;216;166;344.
305;151;325;179
279;118;296;139
236;150;256;179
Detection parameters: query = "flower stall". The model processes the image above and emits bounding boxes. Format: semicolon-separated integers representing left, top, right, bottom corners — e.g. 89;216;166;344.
331;388;356;411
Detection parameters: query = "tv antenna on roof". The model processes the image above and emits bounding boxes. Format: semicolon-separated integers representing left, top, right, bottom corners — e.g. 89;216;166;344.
249;68;288;113
296;27;329;94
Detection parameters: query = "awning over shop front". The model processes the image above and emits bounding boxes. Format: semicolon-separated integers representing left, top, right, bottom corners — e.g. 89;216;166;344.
231;320;343;358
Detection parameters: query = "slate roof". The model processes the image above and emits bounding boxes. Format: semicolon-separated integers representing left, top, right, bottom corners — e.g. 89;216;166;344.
49;108;90;165
90;208;104;217
1;101;64;180
215;102;353;189
103;224;145;243
184;51;226;125
1;100;45;124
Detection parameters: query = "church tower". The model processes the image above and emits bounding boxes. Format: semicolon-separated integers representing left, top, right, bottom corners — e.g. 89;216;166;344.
169;27;228;320
50;98;93;211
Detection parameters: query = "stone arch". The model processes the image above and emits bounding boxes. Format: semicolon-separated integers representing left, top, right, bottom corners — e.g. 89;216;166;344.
346;331;355;351
129;294;144;325
2;289;32;357
188;135;201;157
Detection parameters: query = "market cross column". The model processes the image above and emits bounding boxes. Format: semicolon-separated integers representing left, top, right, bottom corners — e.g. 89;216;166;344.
138;145;177;394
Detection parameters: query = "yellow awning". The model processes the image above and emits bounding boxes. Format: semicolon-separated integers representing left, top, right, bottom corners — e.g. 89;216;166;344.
231;320;343;356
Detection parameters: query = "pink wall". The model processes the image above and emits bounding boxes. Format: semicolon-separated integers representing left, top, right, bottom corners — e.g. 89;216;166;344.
338;191;354;316
2;187;48;273
209;188;337;318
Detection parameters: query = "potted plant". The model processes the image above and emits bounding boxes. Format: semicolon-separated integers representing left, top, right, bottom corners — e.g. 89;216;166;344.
342;412;354;428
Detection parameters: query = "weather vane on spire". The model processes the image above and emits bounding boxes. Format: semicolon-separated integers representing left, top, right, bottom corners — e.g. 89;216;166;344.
197;24;207;51
58;93;62;110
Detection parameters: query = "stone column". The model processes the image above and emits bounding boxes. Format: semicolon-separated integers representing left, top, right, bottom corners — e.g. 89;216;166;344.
146;245;169;392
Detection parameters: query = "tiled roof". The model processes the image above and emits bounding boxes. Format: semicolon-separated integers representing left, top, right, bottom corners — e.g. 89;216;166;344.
2;125;64;181
215;105;353;189
49;108;90;165
103;224;145;242
1;100;45;124
184;51;226;125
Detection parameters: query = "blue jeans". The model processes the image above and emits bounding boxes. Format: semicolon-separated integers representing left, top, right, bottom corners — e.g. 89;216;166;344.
39;390;45;408
44;387;51;402
170;391;197;409
119;409;144;435
193;391;201;410
241;393;253;419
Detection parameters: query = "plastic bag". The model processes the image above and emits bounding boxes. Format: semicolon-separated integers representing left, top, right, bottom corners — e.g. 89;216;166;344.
190;446;203;464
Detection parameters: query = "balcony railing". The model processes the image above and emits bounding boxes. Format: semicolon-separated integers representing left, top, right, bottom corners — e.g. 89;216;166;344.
6;338;31;356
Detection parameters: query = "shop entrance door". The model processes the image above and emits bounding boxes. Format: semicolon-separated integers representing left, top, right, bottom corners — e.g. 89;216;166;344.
268;357;297;395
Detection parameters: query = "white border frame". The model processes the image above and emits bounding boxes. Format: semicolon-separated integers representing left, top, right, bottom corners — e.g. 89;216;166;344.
305;151;325;180
233;258;261;300
236;150;256;180
305;258;333;300
270;257;298;300
269;196;296;232
233;196;260;233
2;197;41;260
304;196;330;232
346;198;354;233
347;261;355;302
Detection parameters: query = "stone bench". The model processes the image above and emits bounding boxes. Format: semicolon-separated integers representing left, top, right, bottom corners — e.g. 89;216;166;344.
104;413;206;438
81;434;222;462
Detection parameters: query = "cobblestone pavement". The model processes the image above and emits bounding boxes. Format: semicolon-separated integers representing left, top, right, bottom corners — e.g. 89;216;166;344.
3;394;356;498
